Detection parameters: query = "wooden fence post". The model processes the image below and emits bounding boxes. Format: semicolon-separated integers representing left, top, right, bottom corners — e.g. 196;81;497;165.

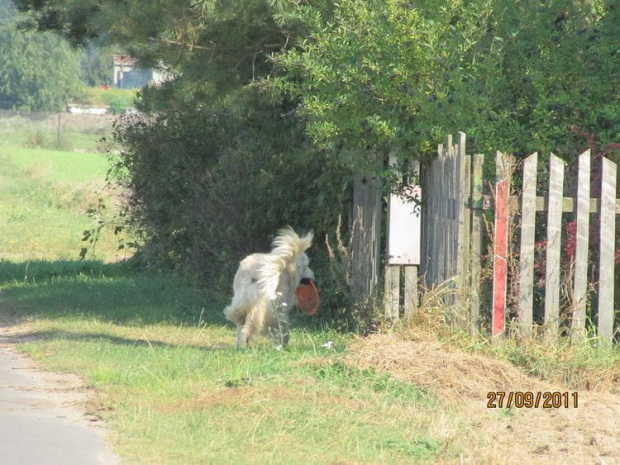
455;132;470;319
384;265;400;322
598;157;617;343
470;153;484;332
518;153;538;335
492;152;510;337
404;266;418;316
352;160;382;310
544;154;565;338
571;150;591;339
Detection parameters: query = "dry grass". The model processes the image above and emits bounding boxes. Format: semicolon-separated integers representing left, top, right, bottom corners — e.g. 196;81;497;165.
346;334;550;405
341;287;620;464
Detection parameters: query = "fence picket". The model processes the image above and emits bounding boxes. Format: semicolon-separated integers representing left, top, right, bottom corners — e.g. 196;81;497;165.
456;133;470;316
470;153;484;332
384;265;400;322
404;266;418;316
598;157;617;342
544;154;565;337
427;144;442;285
352;162;382;309
518;153;538;335
572;150;591;338
439;144;446;282
446;143;453;279
450;140;458;280
492;152;510;337
442;137;452;283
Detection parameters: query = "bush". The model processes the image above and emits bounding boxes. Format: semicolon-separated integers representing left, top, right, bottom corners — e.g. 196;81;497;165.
25;129;50;148
110;89;353;323
107;98;133;115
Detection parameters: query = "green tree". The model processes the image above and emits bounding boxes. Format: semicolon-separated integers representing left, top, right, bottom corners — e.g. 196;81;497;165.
0;0;15;24
81;46;113;87
0;17;84;110
16;0;620;326
14;0;323;103
273;0;620;163
0;27;84;110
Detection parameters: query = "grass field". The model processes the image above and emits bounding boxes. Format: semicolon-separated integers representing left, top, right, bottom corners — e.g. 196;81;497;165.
1;128;619;464
1;258;452;463
0;111;115;153
0;140;455;463
0;146;122;261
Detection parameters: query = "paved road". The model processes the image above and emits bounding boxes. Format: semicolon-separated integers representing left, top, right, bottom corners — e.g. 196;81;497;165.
0;346;121;464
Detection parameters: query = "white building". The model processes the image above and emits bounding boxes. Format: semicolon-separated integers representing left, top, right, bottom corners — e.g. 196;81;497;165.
112;55;171;89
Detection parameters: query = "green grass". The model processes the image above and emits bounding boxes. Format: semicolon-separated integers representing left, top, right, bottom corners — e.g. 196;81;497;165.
2;260;445;464
76;86;138;108
2;146;110;182
0;143;458;464
0;146;122;261
16;328;442;463
0;111;113;153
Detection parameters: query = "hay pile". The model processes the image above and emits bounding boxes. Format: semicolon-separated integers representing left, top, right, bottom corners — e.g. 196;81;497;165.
345;331;620;463
346;333;551;404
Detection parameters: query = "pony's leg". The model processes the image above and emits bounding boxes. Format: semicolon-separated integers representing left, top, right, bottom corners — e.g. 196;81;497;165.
236;305;263;349
224;303;251;348
236;325;251;348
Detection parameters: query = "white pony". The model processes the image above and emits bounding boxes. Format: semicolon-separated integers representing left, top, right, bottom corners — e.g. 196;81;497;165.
223;227;315;349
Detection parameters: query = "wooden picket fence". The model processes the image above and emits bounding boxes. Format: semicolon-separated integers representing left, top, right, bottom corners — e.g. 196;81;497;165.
492;149;619;342
407;133;620;343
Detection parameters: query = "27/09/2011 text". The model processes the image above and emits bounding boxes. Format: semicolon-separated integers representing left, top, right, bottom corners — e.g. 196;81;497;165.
487;391;578;408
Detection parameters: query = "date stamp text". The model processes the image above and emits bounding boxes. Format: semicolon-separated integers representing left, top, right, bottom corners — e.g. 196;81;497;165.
487;391;578;409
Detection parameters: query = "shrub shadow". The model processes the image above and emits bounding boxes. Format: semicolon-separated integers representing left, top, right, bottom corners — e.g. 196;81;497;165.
0;328;232;352
0;259;229;327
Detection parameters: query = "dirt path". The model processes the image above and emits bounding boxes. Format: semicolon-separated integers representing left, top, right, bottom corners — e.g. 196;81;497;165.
0;307;121;465
349;334;620;464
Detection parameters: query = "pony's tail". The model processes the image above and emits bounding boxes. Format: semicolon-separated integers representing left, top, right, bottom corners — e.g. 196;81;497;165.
259;227;313;299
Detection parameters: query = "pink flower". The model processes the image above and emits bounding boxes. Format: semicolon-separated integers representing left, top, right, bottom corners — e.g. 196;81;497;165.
535;240;547;251
564;221;577;261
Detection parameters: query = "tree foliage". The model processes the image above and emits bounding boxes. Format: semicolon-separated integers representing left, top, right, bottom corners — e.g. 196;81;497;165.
15;0;352;315
0;0;15;24
273;0;620;163
81;46;113;86
110;89;350;314
14;0;324;102
0;1;83;110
